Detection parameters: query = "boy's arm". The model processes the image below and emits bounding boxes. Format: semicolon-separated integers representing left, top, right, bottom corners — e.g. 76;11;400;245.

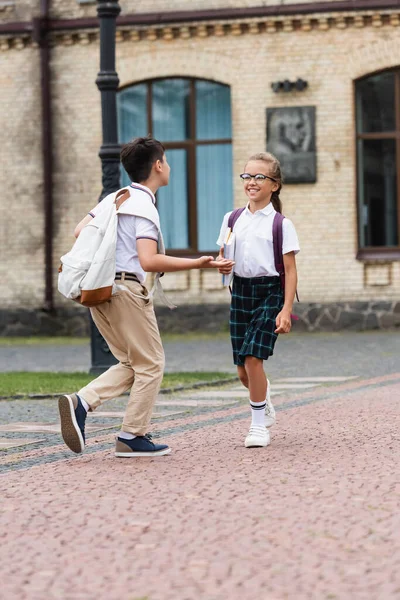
137;239;233;273
275;252;298;334
74;214;94;238
75;196;110;237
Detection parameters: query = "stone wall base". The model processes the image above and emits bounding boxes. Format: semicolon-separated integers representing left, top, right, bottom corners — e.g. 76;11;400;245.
1;301;400;337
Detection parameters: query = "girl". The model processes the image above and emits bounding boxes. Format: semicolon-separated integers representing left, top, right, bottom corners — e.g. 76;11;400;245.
217;152;300;448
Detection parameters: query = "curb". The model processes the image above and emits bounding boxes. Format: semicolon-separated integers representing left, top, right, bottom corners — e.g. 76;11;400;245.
0;376;239;401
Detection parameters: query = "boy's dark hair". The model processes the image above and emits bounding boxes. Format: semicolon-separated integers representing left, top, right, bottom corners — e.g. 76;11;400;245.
120;135;165;183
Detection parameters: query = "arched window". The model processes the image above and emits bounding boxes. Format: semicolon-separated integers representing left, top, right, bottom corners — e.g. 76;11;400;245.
356;70;400;258
117;78;233;254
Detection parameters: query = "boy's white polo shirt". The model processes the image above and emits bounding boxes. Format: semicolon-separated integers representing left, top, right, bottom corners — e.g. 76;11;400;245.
217;202;300;278
90;183;159;284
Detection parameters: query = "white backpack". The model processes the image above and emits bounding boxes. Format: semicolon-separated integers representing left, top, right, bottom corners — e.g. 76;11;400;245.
58;189;129;307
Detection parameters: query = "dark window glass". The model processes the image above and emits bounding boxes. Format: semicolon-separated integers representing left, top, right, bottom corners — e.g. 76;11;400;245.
358;138;398;247
356;72;395;134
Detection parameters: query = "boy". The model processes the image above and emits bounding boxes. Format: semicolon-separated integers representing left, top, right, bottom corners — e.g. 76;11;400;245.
58;136;233;458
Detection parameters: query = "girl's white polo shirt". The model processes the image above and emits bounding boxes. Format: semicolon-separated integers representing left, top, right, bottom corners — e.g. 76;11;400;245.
217;202;300;278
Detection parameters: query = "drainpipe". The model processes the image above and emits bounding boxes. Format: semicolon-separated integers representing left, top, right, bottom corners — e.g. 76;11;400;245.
33;0;54;312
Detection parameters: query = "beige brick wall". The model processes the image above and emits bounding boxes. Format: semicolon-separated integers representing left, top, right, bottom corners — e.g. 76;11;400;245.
43;0;348;21
0;47;45;308
0;1;381;22
1;11;400;309
51;41;102;272
119;0;346;16
0;1;35;22
0;0;346;22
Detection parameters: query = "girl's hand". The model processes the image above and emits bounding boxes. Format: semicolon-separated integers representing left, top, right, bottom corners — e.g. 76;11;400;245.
275;309;292;334
211;258;235;272
216;257;235;274
214;249;234;274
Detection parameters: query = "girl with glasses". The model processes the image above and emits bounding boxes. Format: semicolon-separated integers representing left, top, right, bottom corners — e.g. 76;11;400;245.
216;152;300;448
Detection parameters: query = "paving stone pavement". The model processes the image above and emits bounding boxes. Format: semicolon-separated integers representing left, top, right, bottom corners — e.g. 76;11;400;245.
1;373;400;599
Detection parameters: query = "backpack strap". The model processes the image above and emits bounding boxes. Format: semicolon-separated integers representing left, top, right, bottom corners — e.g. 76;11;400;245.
227;207;245;230
114;188;130;211
272;212;285;281
273;212;300;304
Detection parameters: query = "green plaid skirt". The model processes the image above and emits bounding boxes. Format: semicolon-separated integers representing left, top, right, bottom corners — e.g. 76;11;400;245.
230;274;284;367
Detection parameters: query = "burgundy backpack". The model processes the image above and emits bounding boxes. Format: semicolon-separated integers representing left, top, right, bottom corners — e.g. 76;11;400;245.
227;207;299;304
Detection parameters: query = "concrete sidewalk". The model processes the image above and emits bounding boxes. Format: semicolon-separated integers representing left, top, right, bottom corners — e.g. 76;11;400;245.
1;330;399;377
1;373;400;599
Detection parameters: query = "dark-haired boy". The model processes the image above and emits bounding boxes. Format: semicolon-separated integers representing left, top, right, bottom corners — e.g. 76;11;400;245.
58;136;234;458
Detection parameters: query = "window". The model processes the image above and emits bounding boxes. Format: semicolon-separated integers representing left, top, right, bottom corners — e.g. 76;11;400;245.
117;78;233;254
356;70;400;258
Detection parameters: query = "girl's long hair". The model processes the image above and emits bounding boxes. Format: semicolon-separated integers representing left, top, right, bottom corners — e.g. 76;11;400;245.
247;152;283;213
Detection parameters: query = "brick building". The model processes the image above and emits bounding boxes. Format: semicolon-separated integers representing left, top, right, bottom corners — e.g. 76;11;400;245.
1;0;400;334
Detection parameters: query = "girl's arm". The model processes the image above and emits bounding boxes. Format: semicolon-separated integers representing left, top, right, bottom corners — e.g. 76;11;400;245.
275;251;297;334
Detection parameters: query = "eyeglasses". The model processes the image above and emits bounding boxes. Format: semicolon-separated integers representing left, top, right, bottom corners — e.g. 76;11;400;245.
240;173;276;183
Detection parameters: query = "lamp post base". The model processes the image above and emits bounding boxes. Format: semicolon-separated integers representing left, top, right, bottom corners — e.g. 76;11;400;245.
89;314;117;374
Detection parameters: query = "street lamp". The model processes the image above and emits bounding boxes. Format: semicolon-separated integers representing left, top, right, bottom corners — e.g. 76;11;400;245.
90;0;121;374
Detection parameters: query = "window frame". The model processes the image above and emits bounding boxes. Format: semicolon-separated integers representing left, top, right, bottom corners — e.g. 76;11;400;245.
118;76;232;257
355;68;400;261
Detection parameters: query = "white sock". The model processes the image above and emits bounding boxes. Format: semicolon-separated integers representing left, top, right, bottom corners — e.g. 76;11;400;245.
77;395;89;412
250;399;266;427
118;431;136;440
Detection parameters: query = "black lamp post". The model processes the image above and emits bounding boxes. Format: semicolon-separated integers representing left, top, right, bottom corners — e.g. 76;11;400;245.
90;0;121;374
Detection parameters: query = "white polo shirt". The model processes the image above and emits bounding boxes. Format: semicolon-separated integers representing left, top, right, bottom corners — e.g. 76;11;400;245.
216;202;300;278
90;183;159;283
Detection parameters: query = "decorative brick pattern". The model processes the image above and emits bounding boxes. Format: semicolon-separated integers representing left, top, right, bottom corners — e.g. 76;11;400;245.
365;263;392;287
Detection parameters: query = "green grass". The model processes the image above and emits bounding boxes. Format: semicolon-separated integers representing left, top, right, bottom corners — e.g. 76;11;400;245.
0;337;90;346
0;371;234;397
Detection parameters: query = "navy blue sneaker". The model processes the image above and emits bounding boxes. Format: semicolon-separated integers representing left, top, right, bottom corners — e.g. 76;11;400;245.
58;394;87;454
115;435;171;457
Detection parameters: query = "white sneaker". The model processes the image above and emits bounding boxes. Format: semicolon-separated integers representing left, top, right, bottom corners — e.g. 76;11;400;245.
245;425;270;448
265;378;276;428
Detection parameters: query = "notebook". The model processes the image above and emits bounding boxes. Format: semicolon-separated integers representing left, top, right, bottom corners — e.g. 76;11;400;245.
222;227;235;287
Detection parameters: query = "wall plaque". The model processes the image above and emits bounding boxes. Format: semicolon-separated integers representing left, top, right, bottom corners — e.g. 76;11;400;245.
266;106;316;183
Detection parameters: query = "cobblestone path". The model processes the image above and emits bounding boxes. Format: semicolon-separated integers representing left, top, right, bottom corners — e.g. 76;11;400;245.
1;374;399;599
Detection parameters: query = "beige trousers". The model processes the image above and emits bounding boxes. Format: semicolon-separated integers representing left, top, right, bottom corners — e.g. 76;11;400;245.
77;278;165;436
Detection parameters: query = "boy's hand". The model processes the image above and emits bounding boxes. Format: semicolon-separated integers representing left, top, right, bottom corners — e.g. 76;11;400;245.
275;309;292;334
197;256;216;268
197;256;235;272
